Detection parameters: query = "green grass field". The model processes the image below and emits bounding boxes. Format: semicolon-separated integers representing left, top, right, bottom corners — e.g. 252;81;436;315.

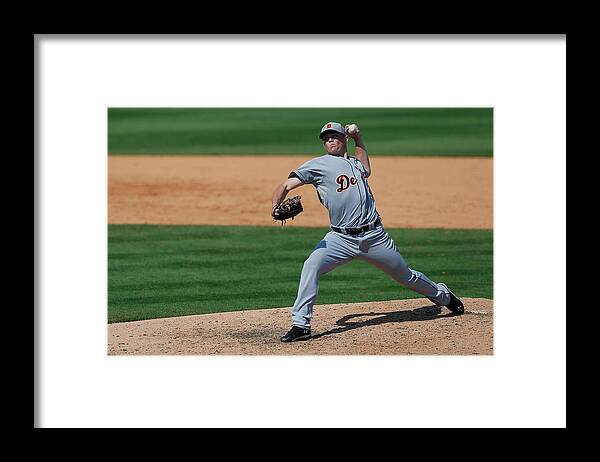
108;225;493;323
108;108;493;156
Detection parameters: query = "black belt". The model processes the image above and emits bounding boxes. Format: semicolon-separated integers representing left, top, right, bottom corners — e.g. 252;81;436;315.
331;217;381;235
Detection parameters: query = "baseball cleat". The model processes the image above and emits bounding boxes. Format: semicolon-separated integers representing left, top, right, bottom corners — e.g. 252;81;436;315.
280;326;312;342
439;283;465;315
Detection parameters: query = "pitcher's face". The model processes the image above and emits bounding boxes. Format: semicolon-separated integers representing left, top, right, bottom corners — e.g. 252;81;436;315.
322;132;347;155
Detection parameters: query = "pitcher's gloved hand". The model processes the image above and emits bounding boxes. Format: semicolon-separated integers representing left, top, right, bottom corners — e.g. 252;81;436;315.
272;196;303;225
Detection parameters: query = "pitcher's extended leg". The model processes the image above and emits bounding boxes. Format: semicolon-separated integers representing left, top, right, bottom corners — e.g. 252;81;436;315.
358;230;450;306
292;232;355;328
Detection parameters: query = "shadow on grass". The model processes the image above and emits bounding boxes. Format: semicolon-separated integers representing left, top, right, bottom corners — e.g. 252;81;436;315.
311;305;459;340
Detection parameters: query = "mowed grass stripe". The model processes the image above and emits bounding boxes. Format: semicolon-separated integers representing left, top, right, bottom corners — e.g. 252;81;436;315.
108;108;493;156
108;225;493;323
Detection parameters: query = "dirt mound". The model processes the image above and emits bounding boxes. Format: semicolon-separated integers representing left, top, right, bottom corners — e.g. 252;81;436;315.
108;298;493;355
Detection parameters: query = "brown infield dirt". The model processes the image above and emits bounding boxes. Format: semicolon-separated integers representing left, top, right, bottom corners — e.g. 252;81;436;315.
108;155;493;355
108;298;493;355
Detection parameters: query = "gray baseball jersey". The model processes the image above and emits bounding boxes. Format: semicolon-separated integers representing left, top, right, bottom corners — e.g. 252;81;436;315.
286;152;453;330
290;154;379;229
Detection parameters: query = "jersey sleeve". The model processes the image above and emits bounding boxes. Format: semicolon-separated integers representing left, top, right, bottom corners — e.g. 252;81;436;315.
353;157;370;178
290;158;322;185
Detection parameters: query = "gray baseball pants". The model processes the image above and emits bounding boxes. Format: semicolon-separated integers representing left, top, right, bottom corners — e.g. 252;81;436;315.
291;226;452;328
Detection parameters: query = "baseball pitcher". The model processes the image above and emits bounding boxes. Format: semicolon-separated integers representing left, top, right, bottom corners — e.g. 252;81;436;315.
271;122;464;342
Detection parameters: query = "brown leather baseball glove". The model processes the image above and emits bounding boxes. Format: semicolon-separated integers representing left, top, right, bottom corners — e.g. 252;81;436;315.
272;196;303;225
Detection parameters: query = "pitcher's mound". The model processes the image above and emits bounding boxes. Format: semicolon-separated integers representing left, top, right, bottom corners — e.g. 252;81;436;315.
108;298;493;355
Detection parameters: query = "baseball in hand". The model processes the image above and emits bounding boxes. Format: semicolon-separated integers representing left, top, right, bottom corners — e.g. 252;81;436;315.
346;123;359;135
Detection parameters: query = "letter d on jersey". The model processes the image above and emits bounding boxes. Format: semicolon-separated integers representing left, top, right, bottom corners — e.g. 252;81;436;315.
336;174;350;192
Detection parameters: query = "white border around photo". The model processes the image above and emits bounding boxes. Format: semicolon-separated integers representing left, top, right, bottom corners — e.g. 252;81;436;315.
34;35;566;428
